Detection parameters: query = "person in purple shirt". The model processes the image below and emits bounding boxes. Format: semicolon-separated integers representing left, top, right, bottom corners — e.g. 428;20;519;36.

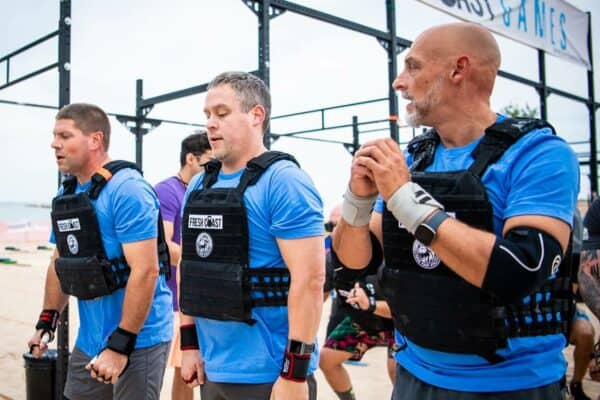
154;131;212;400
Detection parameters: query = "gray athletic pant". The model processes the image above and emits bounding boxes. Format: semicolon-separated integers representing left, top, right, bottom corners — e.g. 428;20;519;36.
63;341;170;400
392;364;566;400
200;374;317;400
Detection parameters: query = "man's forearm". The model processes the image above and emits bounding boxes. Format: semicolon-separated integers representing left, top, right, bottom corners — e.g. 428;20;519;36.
332;220;372;269
119;267;157;332
119;239;160;333
43;253;70;313
287;273;323;343
429;217;495;287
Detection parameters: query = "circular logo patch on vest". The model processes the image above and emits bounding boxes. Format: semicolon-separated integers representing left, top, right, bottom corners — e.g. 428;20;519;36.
66;234;79;255
412;240;440;270
195;232;213;258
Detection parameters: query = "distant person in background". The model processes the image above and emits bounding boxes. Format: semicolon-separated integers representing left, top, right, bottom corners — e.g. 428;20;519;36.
578;199;600;385
154;131;212;400
320;270;395;400
321;205;395;400
325;205;342;253
568;208;593;400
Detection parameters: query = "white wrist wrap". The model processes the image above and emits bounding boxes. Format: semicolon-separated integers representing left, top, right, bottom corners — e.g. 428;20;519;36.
341;187;377;227
386;182;443;234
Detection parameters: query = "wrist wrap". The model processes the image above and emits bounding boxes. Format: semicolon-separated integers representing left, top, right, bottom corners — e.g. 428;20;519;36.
280;351;310;382
106;327;137;356
363;282;377;313
342;187;377;227
386;182;443;234
180;324;200;350
35;309;59;342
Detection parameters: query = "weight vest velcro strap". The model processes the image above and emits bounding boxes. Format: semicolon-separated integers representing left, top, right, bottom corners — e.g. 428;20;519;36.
248;268;290;307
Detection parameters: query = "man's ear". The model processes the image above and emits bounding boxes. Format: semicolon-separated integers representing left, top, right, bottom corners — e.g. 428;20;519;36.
185;152;196;166
450;55;469;83
250;104;266;129
89;130;104;150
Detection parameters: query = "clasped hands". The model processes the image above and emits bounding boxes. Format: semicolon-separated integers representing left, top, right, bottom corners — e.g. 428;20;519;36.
350;138;410;201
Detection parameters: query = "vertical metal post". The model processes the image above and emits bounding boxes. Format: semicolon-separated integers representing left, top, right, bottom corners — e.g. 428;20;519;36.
386;0;399;143
537;49;548;120
135;79;144;169
57;1;71;398
258;0;271;148
586;12;598;196
352;115;359;154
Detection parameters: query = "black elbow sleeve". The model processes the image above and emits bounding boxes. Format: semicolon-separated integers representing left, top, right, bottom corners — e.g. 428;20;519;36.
481;227;563;303
331;231;383;288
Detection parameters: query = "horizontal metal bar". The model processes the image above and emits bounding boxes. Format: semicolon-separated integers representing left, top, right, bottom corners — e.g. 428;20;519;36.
270;0;409;48
151;117;205;128
547;86;596;106
497;69;600;108
272;97;388;120
112;113;205;128
271;0;391;41
270;132;352;146
358;127;390;134
0;30;59;63
277;118;389;137
141;83;210;108
141;70;260;109
0;98;58;110
0;62;58;92
497;69;541;89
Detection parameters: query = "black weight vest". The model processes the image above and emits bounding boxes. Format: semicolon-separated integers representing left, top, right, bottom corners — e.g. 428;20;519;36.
51;160;171;300
379;118;574;363
180;151;298;325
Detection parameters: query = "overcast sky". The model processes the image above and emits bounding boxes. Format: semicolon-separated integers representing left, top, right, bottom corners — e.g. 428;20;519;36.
0;0;598;215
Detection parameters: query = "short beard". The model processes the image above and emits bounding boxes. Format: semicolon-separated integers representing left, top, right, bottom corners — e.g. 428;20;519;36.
404;76;444;128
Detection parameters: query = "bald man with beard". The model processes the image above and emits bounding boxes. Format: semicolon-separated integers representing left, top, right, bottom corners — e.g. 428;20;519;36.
331;23;579;399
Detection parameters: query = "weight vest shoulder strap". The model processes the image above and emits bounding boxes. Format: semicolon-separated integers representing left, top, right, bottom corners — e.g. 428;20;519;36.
468;117;555;178
237;151;299;193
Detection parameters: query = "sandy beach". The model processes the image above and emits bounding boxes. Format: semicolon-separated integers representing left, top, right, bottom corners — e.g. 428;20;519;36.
1;241;599;399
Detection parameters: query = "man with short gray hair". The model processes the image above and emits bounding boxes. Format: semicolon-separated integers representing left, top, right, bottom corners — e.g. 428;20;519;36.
179;72;325;400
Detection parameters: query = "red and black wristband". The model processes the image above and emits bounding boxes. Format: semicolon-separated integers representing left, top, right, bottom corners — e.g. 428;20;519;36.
35;309;59;342
280;351;311;382
280;339;314;382
180;324;199;350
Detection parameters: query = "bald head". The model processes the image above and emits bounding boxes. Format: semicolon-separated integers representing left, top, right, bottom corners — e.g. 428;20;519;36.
415;23;500;70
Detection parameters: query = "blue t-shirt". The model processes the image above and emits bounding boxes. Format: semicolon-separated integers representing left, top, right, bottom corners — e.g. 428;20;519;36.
374;118;579;392
50;168;173;357
182;159;324;384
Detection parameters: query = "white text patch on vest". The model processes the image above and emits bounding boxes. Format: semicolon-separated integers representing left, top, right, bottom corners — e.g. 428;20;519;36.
57;218;81;232
188;214;224;230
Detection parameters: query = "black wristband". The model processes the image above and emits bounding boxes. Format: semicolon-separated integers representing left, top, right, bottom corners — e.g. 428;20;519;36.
180;324;199;350
106;327;137;356
366;296;377;313
35;309;59;342
280;350;310;382
359;282;377;313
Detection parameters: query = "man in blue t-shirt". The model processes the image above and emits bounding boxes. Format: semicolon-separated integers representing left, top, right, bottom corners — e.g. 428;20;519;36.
332;23;579;399
179;72;324;400
27;103;173;399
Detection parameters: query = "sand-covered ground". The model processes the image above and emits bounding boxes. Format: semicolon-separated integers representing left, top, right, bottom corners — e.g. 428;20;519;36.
1;241;599;399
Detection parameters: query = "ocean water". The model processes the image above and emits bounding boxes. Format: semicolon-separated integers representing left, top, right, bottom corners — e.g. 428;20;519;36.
0;202;51;223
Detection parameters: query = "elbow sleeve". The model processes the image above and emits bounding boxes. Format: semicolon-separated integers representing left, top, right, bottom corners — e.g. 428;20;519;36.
481;227;564;303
